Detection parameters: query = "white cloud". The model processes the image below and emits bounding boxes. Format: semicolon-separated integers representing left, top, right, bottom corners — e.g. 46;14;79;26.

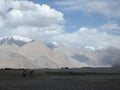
54;0;120;17
101;22;120;30
5;1;63;27
0;0;5;14
100;22;120;35
84;1;110;16
90;47;120;66
0;0;120;49
53;27;120;48
0;0;64;41
0;16;4;27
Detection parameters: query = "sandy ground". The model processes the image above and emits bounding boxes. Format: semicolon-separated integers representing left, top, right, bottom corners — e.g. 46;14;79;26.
0;75;120;90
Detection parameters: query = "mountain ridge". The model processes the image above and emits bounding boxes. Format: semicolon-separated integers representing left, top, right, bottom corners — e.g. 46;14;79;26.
0;36;33;47
0;36;87;68
0;36;120;68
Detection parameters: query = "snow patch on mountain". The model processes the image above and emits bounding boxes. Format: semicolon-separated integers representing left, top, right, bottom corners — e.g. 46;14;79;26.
84;46;104;51
11;36;33;42
0;36;33;42
0;36;33;47
85;46;96;51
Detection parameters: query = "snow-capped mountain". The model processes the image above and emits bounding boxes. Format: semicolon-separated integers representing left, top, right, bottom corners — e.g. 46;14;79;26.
0;36;33;47
0;36;87;68
0;36;120;68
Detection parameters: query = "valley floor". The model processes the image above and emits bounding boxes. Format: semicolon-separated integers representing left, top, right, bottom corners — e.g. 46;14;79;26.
0;74;120;90
0;79;120;90
0;68;120;90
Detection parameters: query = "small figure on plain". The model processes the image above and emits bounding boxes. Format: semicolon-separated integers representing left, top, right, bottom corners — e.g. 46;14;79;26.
30;70;34;77
22;69;26;77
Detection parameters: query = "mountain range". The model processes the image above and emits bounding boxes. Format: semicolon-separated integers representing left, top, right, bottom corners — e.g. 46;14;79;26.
0;36;120;69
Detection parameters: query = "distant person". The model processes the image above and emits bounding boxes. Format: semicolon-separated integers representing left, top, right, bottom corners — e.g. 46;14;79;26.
22;69;26;77
30;70;34;77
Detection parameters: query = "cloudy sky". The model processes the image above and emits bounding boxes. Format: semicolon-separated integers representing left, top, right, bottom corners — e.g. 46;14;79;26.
0;0;120;48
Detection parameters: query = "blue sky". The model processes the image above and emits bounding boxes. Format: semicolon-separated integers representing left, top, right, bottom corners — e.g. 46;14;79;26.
31;0;120;33
31;0;120;48
31;0;106;30
0;0;120;48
